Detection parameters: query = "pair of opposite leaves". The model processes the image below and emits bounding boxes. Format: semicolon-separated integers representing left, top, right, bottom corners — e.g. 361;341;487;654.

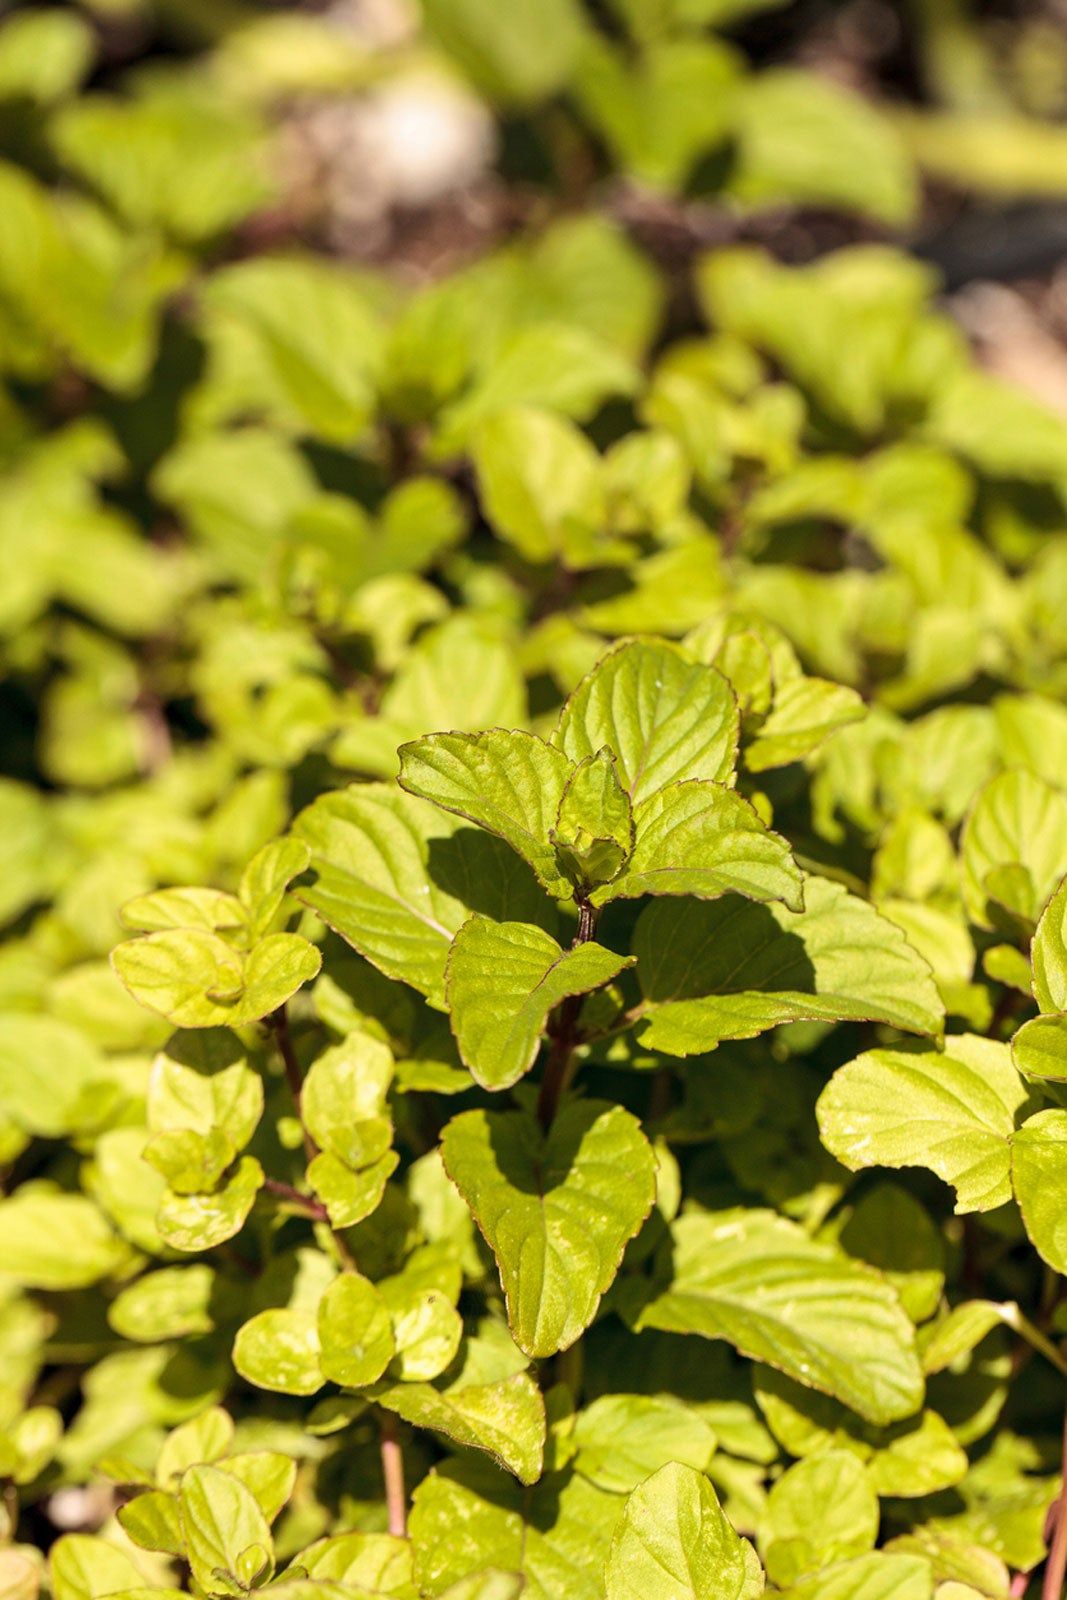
394;637;807;1093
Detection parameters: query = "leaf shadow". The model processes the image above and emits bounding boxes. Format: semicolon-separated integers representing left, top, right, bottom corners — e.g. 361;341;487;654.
437;1452;569;1529
427;829;556;932
637;896;817;1002
483;1100;613;1199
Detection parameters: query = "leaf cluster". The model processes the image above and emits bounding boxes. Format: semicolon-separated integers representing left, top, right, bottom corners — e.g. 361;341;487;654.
4;4;1067;1600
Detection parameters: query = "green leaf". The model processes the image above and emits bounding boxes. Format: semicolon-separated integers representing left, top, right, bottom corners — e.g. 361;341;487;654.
436;324;639;451
441;1101;657;1357
338;615;526;778
152;427;316;582
118;1490;184;1556
421;0;586;105
604;1462;763;1600
308;1150;399;1229
178;1463;274;1595
376;1370;545;1485
52;88;271;242
697;246;938;437
120;887;247;935
157;1156;263;1251
572;1395;717;1493
385;1293;463;1385
437;1574;524;1600
472;407;605;564
148;1033;263;1151
197;257;383;445
745;677;866;773
112;929;320;1028
635;876;943;1055
294;785;550;1006
302;1032;393;1168
575;37;740;192
0;1192;125;1289
925;366;1067;482
233;1308;324;1397
634;1209;924;1425
1012;1109;1067;1273
3;1406;61;1485
0;1014;107;1138
960;770;1067;931
777;1553;933;1600
759;1451;878;1587
753;1370;966;1498
87;1137;164;1261
144;1126;235;1196
221;1453;297;1524
238;836;311;940
834;1184;944;1324
298;1530;415;1590
594;781;803;909
731;70;916;225
0;9;93;105
318;1272;396;1388
553;639;738;804
550;749;634;891
0;161;182;392
109;1265;217;1342
411;1460;622;1599
50;1536;149;1600
445;916;633;1090
156;1408;234;1486
817;1036;1029;1213
398;730;574;899
1012;1014;1067;1082
1030;873;1067;1010
143;1034;264;1194
918;1301;1009;1374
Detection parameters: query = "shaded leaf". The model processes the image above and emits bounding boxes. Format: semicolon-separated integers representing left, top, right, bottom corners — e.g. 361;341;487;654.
604;1462;762;1600
445;916;633;1090
399;730;573;899
635;877;943;1055
817;1036;1029;1213
635;1210;924;1425
1012;1109;1067;1273
442;1101;656;1357
295;785;550;1006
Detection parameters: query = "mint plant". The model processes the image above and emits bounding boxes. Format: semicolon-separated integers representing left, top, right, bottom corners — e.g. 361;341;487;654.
7;3;1067;1599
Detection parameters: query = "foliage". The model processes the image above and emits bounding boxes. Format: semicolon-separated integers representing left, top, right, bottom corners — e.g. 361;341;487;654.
5;3;1067;1600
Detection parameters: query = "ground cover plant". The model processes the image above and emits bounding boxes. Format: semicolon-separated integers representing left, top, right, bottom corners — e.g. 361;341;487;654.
8;1;1067;1597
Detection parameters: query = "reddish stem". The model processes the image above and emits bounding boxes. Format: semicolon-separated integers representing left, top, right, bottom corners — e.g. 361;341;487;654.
537;900;598;1130
378;1410;407;1538
262;1177;328;1222
269;1007;317;1163
1042;1406;1067;1600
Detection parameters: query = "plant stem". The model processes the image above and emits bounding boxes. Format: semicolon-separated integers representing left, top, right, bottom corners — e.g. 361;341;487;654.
537;899;598;1130
556;1338;584;1400
269;1006;316;1163
1042;1404;1067;1600
536;999;581;1131
378;1409;407;1538
261;1176;329;1221
1005;1306;1067;1383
